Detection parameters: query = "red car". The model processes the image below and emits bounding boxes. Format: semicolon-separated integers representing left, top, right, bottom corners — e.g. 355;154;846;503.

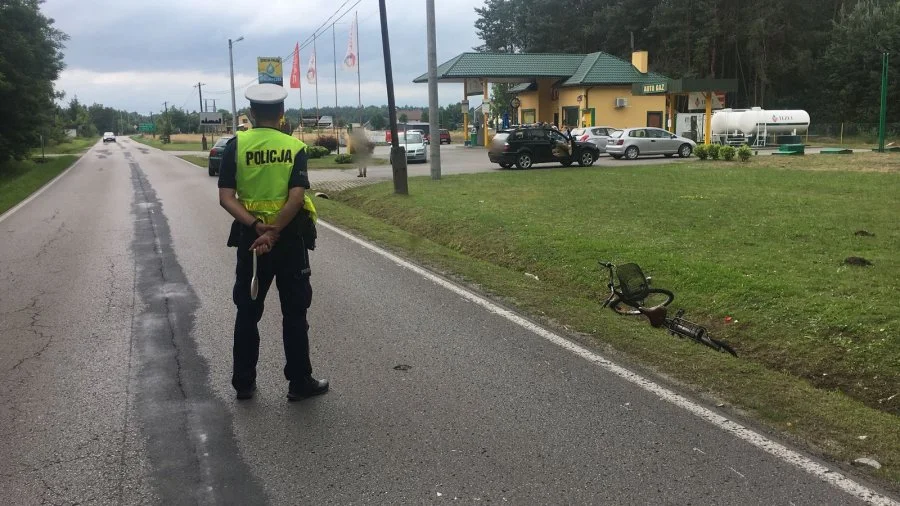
439;129;451;144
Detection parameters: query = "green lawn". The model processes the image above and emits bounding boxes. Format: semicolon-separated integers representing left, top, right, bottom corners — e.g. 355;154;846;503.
307;156;388;170
177;155;208;168
0;156;80;215
130;135;204;152
31;136;98;155
316;152;900;485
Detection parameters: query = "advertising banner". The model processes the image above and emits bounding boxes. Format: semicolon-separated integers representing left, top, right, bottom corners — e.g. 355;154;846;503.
258;57;284;86
199;112;223;126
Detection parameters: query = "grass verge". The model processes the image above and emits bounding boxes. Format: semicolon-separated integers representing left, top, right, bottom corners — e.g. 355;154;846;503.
307;156;389;170
31;137;98;155
0;156;80;215
314;152;900;487
177;155;208;168
130;135;204;152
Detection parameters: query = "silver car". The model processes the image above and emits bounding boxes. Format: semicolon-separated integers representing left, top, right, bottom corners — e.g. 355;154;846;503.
394;132;427;163
606;127;696;160
570;126;618;152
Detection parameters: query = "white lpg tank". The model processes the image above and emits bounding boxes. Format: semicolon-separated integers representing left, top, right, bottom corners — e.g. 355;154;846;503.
711;107;810;135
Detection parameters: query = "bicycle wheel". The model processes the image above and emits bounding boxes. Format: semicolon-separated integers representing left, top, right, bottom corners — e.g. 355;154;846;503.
609;289;674;315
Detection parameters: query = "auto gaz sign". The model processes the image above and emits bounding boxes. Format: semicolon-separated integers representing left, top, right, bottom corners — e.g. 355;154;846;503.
642;82;667;94
257;57;284;86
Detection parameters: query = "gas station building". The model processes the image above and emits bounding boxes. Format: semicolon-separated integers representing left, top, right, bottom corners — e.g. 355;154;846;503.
415;51;736;145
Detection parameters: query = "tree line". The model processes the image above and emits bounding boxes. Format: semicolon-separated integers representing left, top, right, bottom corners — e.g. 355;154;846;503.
474;0;900;125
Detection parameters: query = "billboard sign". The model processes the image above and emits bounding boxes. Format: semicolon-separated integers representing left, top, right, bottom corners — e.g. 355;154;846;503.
138;123;155;132
257;57;284;86
199;112;224;127
688;92;726;110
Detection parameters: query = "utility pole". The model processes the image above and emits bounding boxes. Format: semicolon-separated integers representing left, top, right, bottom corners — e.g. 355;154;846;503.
229;36;244;134
426;0;441;180
379;0;408;195
877;52;889;153
163;102;169;143
196;82;208;150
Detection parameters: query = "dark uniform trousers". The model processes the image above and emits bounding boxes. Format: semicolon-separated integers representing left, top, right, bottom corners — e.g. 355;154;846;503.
231;225;312;390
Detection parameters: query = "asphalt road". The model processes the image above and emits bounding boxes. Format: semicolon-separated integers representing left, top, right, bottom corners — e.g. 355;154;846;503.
0;138;895;505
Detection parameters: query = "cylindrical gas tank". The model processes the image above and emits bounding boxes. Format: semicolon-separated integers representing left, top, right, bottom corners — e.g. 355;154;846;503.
712;108;810;135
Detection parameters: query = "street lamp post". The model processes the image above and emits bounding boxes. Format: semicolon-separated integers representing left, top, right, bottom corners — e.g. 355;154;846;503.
229;36;244;134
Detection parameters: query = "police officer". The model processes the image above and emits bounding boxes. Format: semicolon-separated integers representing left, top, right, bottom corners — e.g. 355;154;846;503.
218;83;328;401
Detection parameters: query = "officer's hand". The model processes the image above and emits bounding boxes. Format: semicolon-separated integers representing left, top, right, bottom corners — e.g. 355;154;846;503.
254;222;278;236
250;231;278;255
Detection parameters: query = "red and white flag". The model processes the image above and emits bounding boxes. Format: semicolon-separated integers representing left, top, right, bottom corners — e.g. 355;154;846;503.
343;12;358;70
289;42;301;88
306;49;317;84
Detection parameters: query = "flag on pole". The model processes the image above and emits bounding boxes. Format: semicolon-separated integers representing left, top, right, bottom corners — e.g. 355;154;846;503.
343;13;358;70
290;42;301;88
306;49;317;84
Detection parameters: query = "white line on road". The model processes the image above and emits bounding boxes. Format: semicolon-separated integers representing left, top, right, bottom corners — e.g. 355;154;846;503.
0;146;94;225
319;219;898;506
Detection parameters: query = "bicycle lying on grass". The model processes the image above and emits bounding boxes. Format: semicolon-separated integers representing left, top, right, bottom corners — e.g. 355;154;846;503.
600;261;737;357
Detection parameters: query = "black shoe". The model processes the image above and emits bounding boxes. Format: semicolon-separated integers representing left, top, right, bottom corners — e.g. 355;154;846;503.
287;377;329;401
236;382;257;400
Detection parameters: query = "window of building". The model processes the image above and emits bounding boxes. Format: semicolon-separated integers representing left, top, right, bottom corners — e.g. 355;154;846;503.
521;109;536;124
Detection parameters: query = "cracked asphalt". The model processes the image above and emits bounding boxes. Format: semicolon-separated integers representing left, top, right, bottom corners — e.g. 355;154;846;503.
0;138;894;505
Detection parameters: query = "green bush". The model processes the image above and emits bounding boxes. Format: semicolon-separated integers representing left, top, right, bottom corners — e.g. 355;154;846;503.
694;144;710;160
314;135;338;153
721;145;736;161
307;146;330;159
334;153;353;164
708;143;721;160
738;145;752;162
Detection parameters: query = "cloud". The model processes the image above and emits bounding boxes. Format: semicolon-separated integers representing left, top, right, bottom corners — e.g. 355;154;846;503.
44;0;485;111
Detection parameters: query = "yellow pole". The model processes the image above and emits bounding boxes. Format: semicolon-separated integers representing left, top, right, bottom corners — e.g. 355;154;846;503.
483;80;490;147
462;86;469;147
704;91;712;144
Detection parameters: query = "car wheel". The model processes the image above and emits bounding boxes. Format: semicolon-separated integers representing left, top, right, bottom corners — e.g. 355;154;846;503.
208;167;217;177
678;144;693;158
499;163;512;169
625;146;639;160
515;152;533;170
579;151;595;167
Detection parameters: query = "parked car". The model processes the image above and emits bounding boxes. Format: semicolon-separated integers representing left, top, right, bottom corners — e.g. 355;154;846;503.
606;128;695;160
488;126;601;169
570;126;618;152
389;131;427;163
207;135;234;177
102;132;116;143
439;129;451;144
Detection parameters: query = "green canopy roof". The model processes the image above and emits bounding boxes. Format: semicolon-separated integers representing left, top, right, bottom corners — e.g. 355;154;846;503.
413;51;669;86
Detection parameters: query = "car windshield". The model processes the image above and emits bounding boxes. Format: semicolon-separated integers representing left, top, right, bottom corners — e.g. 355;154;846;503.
398;133;423;144
492;133;509;142
214;137;233;148
571;128;585;136
609;130;624;138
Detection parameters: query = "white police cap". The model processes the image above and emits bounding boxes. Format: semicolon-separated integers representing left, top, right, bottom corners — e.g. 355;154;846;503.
245;83;288;105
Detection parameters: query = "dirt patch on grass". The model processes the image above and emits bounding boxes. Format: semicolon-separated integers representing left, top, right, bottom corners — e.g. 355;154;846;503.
755;152;900;172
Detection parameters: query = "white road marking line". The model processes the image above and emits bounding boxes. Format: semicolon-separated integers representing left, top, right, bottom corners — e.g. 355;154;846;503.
0;146;95;224
729;466;747;479
319;220;898;506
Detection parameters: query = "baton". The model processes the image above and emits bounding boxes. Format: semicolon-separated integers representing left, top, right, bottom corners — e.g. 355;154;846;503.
250;249;259;301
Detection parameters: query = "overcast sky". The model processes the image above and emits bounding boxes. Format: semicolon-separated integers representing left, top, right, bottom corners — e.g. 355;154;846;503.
44;0;486;115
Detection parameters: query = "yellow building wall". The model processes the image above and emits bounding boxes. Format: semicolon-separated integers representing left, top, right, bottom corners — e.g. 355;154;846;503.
516;84;666;128
517;91;539;124
581;87;666;129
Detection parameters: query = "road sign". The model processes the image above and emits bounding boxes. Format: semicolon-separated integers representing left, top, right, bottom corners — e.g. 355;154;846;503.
258;57;284;86
139;123;156;132
199;112;223;127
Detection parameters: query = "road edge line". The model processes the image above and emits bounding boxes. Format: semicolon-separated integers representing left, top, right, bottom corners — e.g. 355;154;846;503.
317;219;897;506
0;147;94;224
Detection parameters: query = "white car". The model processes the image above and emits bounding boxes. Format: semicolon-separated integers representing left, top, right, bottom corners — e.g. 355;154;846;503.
606;127;695;160
394;131;427;163
570;126;618;152
102;132;116;143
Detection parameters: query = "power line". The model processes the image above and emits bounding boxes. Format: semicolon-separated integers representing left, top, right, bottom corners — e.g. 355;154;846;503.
231;0;364;93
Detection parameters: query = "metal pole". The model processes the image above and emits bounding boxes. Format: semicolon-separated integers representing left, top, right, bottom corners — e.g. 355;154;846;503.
197;82;208;150
379;0;407;195
314;35;320;139
229;38;238;133
426;0;441;180
332;23;340;154
877;52;889;153
356;11;363;126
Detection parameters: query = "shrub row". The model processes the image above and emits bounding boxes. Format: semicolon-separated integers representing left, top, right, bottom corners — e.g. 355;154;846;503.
694;144;752;162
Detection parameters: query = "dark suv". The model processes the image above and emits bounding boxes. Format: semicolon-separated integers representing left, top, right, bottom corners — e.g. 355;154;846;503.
488;126;601;169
